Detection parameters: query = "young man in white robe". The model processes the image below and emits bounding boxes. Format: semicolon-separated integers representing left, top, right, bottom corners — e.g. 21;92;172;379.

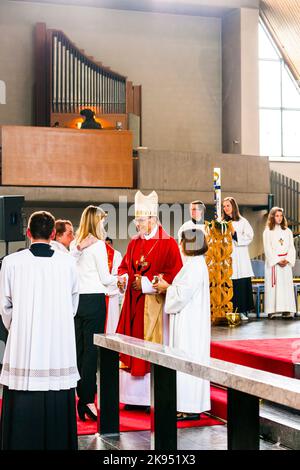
154;227;211;420
263;207;296;319
0;211;79;450
178;200;206;242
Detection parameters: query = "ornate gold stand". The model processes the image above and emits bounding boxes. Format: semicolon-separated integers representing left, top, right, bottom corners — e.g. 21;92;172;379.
205;220;234;325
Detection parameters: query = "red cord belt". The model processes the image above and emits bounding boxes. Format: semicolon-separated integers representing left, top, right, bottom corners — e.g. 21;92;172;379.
272;253;288;287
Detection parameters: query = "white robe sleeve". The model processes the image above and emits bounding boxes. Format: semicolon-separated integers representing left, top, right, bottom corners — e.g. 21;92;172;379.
0;258;13;330
71;262;80;316
108;250;123;296
263;229;278;267
234;218;254;247
165;266;198;314
286;229;296;267
141;276;156;294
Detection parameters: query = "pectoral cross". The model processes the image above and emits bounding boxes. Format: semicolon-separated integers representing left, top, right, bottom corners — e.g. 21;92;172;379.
279;238;284;246
136;255;148;271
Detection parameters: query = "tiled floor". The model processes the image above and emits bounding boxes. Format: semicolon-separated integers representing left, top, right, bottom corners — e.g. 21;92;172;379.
78;426;285;450
211;316;300;341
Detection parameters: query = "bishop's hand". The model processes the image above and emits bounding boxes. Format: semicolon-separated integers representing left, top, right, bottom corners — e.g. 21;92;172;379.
132;274;142;291
153;275;170;294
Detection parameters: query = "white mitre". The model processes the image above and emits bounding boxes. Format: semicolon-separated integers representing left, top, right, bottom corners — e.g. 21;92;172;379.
135;190;158;217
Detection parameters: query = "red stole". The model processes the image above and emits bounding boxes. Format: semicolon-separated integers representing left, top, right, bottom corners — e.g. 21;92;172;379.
116;225;182;376
104;243;115;333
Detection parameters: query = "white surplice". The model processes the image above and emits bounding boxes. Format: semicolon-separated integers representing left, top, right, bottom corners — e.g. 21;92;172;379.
231;217;254;279
263;226;296;314
0;249;80;391
50;240;69;253
106;249;123;334
165;255;211;414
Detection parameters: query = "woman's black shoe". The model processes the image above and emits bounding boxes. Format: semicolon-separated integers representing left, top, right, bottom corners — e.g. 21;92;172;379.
77;401;97;421
85;404;97;421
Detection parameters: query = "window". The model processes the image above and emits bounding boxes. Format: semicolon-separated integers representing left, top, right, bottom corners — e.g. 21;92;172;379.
259;21;300;160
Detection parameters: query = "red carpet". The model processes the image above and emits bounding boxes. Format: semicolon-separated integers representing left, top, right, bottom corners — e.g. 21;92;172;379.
209;337;300;421
77;403;223;436
211;337;300;378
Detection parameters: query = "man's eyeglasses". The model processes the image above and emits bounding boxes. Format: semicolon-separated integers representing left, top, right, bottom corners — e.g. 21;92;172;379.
134;217;149;225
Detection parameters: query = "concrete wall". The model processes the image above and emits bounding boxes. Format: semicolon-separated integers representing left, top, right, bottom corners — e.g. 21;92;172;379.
138;149;270;205
0;0;222;153
222;7;259;155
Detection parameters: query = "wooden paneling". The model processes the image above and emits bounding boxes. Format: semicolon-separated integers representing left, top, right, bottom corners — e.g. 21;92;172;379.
261;0;300;82
1;126;133;188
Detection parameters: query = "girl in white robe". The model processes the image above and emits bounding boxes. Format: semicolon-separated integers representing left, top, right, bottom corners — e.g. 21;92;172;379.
222;197;254;321
154;228;211;418
263;207;296;318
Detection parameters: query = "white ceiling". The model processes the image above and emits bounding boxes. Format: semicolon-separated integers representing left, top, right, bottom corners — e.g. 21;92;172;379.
10;0;259;17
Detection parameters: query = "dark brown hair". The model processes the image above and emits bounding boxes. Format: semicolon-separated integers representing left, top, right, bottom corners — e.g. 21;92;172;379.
266;207;287;230
28;211;55;240
55;219;72;239
181;229;208;257
222;197;241;221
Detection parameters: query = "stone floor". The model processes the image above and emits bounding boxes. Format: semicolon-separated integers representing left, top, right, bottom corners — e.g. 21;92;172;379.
79;318;300;451
78;426;286;451
1;318;299;450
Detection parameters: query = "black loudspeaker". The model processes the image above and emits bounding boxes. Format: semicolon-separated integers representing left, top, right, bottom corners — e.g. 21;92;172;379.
0;196;25;242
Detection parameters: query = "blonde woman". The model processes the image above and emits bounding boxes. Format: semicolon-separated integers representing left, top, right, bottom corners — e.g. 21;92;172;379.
263;207;296;319
70;205;117;421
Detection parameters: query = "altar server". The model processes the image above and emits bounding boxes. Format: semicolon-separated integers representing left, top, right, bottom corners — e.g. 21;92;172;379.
178;200;206;242
0;211;79;450
154;227;211;420
263;207;296;318
222;197;254;321
50;219;75;252
116;190;182;409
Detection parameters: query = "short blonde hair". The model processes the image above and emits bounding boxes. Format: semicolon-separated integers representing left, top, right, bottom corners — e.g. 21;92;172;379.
75;205;107;243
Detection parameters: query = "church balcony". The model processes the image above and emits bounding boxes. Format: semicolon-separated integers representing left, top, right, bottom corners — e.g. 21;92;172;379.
0;126;270;209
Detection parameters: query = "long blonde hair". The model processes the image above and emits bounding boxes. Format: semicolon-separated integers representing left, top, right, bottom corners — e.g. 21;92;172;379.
76;205;107;243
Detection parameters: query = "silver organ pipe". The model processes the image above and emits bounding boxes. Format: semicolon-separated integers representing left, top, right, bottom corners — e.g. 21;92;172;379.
51;32;127;115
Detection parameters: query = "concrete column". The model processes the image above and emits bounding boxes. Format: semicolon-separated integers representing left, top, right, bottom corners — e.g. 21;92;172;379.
222;7;259;155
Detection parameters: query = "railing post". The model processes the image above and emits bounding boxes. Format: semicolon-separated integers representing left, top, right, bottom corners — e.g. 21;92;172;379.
294;363;300;379
227;388;260;450
97;346;120;435
151;364;177;450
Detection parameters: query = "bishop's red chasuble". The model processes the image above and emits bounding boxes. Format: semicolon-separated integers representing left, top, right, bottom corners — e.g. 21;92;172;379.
116;225;182;376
